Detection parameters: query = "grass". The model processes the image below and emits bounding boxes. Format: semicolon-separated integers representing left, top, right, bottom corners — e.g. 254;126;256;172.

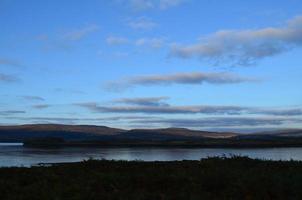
1;156;302;199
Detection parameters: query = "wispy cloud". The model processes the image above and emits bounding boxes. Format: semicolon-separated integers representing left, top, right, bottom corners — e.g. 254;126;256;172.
125;0;186;11
170;15;302;66
130;117;302;128
76;104;245;115
135;37;165;48
0;58;22;68
128;0;154;11
2;115;160;125
105;72;256;91
76;101;302;117
105;36;165;49
32;104;50;109
53;88;85;94
159;0;185;9
62;24;99;41
0;110;26;116
127;17;157;30
106;36;129;45
253;108;302;116
20;96;45;102
113;97;169;106
0;73;19;83
37;24;100;52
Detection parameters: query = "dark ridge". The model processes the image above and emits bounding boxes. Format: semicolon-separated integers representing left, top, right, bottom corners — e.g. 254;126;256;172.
1;124;302;148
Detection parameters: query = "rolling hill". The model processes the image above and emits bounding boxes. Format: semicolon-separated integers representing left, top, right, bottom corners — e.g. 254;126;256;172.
0;124;236;142
1;124;302;147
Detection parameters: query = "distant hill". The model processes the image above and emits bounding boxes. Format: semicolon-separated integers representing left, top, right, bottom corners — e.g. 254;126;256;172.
121;128;237;140
0;124;124;135
0;124;125;142
0;124;236;142
1;124;302;144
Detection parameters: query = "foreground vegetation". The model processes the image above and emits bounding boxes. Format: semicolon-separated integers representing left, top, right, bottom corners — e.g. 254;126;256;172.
1;156;302;200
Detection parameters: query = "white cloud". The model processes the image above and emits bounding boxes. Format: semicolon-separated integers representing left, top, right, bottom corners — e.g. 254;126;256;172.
171;15;302;66
159;0;185;9
105;71;256;91
113;52;129;57
127;17;157;30
131;117;302;128
113;96;169;106
106;36;129;45
63;24;99;41
76;101;302;117
129;0;154;10
135;37;165;48
126;0;185;11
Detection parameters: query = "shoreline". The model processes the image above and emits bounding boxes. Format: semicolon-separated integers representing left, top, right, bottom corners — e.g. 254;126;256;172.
22;140;302;149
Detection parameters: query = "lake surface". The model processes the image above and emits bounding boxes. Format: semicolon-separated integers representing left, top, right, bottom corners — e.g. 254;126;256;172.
1;143;302;167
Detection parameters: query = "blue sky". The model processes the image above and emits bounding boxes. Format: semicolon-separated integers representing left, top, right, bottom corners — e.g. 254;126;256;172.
0;0;302;132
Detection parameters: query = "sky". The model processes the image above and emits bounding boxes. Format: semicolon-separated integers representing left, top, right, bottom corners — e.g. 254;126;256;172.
0;0;302;132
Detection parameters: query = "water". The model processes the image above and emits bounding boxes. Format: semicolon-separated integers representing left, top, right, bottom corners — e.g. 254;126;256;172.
1;143;302;167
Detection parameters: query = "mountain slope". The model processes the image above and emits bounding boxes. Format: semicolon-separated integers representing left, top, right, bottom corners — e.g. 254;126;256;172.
122;128;237;140
0;124;125;142
0;124;237;142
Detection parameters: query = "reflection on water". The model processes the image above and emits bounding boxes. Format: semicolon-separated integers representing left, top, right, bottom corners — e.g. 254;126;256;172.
1;143;302;167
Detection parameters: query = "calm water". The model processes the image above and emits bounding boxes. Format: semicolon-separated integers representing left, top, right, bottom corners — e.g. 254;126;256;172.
1;143;302;167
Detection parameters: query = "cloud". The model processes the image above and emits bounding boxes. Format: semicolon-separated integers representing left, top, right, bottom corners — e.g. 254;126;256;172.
2;115;160;125
36;34;49;41
129;0;154;11
170;15;302;66
20;96;45;102
37;25;99;52
253;108;302;116
135;37;165;48
76;104;244;115
130;117;302;128
159;0;185;9
32;104;50;109
76;101;302;117
0;58;22;68
99;115;161;121
113;97;169;106
62;24;99;41
0;110;26;116
7;117;79;124
105;72;255;91
113;52;129;57
53;88;85;94
75;102;248;115
106;36;129;45
126;0;185;11
40;41;75;52
127;17;157;30
0;73;19;83
105;36;165;49
3;114;300;129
